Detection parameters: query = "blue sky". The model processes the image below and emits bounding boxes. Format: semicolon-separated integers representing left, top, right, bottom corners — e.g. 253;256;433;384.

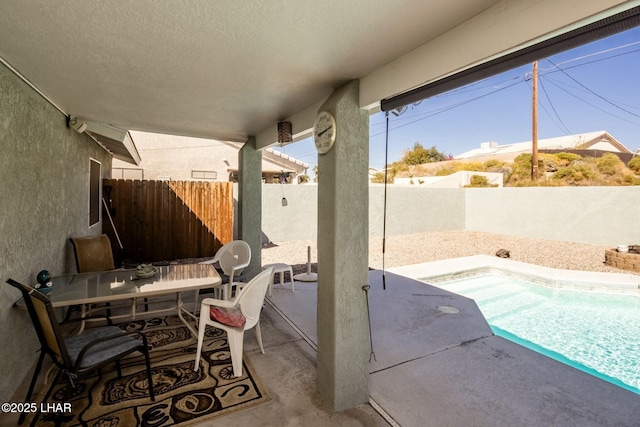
281;26;640;171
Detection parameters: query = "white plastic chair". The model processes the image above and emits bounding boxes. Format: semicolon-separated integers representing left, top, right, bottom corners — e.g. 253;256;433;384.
194;240;252;309
193;267;274;377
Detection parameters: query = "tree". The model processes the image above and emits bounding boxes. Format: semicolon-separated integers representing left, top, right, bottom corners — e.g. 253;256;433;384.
400;142;448;165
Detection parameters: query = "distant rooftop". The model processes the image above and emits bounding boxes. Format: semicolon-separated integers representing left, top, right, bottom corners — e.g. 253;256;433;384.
265;147;309;170
456;131;631;160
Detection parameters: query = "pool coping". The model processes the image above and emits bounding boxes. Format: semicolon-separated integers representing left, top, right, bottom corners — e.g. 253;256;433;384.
387;255;640;293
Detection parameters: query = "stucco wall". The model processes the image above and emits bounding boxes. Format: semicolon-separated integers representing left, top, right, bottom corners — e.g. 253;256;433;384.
261;184;318;243
464;187;640;246
0;63;112;401
261;184;640;247
261;185;466;242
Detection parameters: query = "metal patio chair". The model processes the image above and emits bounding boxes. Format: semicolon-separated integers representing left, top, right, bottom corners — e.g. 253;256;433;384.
5;279;155;425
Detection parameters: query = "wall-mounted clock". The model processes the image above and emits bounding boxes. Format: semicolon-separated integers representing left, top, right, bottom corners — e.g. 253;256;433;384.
314;111;336;154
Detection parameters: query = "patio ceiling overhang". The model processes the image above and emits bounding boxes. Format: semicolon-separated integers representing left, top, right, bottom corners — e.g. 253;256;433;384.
0;0;637;154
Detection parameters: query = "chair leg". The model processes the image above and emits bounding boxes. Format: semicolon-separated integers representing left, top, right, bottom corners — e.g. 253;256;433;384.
18;351;45;425
193;290;199;314
30;368;63;427
193;317;208;370
288;266;295;291
255;321;265;354
227;329;245;377
142;347;155;401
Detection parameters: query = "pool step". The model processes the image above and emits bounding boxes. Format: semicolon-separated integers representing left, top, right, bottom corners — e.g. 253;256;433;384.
486;299;547;322
442;277;547;320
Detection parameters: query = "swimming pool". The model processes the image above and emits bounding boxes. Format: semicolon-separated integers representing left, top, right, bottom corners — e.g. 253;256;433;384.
426;272;640;394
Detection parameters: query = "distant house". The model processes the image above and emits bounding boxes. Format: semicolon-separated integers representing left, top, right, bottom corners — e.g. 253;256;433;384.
112;131;309;183
456;131;633;163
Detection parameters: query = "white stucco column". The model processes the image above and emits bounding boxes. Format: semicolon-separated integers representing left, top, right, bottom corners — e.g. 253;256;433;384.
238;136;262;278
316;80;370;411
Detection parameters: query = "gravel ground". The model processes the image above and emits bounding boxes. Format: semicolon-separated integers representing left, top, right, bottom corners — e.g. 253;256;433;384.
261;230;640;276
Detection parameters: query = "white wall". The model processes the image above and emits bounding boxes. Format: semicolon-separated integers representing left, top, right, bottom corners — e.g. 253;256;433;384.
261;185;640;246
261;185;467;242
464;187;640;246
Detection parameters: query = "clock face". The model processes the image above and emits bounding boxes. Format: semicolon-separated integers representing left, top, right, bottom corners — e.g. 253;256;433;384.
314;111;336;154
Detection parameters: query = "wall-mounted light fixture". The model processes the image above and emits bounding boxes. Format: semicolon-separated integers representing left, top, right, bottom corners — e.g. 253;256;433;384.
67;115;87;133
276;123;292;207
277;121;292;145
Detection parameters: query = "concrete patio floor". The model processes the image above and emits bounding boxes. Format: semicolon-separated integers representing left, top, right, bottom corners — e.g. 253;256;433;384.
4;269;638;426
228;269;639;427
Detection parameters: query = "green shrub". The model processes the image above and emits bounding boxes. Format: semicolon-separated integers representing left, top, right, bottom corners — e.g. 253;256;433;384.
371;168;396;183
628;156;640;175
555;152;582;165
595;153;624;176
371;172;385;183
461;161;484;172
434;164;457;176
392;161;409;172
465;175;498;188
505;153;534;184
401;142;448;165
483;159;505;170
552;163;596;184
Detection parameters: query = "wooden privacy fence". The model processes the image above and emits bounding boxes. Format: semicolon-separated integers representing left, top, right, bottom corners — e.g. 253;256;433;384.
102;179;234;264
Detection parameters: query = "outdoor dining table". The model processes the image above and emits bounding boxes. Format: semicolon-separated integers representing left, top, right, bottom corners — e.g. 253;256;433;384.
45;263;221;336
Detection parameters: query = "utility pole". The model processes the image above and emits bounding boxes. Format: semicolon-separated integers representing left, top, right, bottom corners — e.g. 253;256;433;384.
531;61;539;180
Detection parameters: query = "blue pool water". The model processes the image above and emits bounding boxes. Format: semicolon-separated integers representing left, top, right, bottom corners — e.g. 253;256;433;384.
430;273;640;394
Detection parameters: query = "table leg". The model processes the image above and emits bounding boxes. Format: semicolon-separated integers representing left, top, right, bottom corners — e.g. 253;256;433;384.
77;305;87;335
176;292;198;337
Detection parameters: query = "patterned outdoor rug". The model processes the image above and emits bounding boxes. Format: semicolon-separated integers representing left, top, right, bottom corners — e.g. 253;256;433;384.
30;315;270;426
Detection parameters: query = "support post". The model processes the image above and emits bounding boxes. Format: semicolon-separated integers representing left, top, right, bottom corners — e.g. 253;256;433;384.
531;60;539;180
316;80;370;411
238;137;262;278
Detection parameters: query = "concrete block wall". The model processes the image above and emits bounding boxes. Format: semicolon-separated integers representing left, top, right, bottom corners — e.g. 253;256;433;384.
261;185;466;242
464;187;640;246
261;184;640;247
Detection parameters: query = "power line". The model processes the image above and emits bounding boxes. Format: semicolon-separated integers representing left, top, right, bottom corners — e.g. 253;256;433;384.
370;79;525;138
370;74;523;130
372;40;640;131
542;77;640;127
539;40;640;72
370;38;640;138
544;57;640;119
534;77;572;134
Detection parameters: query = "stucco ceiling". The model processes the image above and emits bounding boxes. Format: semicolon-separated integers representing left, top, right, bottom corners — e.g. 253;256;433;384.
0;0;504;142
0;1;633;148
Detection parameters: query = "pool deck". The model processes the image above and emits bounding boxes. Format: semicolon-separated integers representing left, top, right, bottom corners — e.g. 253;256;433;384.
390;254;640;292
5;258;637;426
259;262;639;426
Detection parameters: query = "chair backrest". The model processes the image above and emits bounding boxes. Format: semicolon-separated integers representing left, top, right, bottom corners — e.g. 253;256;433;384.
6;279;71;368
236;267;273;330
70;234;115;273
214;240;251;279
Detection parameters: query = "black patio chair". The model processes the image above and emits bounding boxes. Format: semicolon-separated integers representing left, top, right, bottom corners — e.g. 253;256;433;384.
6;279;155;425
